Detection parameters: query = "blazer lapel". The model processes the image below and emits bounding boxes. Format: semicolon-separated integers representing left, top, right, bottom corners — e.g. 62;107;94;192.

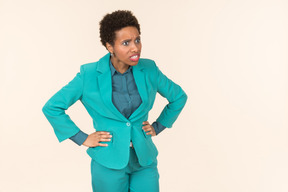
97;53;128;122
129;60;149;121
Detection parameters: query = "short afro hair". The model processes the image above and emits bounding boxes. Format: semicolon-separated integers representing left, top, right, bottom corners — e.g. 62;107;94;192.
99;10;141;48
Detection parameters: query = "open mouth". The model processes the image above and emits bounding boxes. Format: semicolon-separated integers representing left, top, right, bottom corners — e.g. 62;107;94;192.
129;54;140;62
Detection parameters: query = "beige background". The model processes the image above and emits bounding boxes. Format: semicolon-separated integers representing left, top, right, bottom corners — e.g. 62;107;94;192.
1;0;288;191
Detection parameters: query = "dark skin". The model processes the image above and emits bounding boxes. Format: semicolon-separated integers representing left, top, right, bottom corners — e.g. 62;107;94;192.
82;26;156;148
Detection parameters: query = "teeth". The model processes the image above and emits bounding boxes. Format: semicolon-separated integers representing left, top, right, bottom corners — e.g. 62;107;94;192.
131;55;138;59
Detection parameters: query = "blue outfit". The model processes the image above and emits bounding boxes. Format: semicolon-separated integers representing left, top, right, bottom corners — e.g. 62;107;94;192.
42;53;187;192
70;60;166;145
91;145;159;192
89;60;163;192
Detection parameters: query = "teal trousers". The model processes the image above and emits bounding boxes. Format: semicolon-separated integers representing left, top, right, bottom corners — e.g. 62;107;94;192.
91;147;160;192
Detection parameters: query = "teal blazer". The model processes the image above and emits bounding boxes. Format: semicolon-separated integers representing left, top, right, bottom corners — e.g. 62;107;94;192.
42;53;187;169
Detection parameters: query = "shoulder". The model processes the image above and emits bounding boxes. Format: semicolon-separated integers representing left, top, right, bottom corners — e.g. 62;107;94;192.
80;62;98;72
79;54;107;74
77;62;97;77
79;53;110;75
76;61;101;82
138;58;158;71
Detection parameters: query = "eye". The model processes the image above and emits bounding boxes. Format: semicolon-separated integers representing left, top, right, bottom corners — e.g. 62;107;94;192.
135;38;141;44
122;41;129;46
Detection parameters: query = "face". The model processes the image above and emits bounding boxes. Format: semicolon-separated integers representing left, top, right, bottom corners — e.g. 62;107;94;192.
106;26;142;70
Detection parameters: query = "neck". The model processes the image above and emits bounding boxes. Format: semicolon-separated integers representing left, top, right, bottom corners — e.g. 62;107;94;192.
110;57;129;74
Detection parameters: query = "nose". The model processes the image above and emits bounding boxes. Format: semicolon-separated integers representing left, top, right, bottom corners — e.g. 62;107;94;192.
131;42;140;53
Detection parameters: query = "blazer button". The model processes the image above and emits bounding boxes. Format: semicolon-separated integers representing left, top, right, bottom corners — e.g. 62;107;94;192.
126;122;131;126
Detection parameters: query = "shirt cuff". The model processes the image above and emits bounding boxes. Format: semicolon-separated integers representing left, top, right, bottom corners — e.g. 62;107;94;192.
152;121;166;135
69;130;88;146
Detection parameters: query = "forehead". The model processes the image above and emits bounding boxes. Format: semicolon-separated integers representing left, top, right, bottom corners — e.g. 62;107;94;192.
114;26;140;41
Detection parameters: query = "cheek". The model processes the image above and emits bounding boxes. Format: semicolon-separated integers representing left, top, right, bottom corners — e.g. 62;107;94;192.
114;50;125;59
115;47;129;56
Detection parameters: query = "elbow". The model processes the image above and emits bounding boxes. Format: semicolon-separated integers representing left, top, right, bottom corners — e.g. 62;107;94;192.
42;103;48;115
184;91;188;101
42;101;51;116
181;90;188;105
171;88;188;107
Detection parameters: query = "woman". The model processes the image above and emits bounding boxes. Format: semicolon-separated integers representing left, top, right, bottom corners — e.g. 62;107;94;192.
42;10;187;192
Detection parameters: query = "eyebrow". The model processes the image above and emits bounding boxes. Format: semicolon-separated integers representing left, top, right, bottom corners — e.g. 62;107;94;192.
121;36;141;43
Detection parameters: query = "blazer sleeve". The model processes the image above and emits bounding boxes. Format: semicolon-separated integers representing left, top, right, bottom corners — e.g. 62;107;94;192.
42;65;84;142
155;64;188;128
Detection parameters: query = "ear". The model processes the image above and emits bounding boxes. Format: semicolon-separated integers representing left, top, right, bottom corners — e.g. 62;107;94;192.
106;42;114;54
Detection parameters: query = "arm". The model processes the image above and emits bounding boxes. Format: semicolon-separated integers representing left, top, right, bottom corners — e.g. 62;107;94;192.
155;64;188;128
142;63;187;136
42;66;85;142
42;65;112;147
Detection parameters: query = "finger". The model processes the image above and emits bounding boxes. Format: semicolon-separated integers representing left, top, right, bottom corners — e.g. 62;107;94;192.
142;127;151;131
97;143;108;147
101;134;112;139
147;131;156;136
146;131;154;135
142;121;149;125
96;131;109;134
142;124;151;129
100;138;111;142
144;129;153;134
97;131;111;136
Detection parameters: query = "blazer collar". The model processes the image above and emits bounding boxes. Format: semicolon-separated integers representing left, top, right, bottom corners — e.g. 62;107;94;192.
96;52;111;74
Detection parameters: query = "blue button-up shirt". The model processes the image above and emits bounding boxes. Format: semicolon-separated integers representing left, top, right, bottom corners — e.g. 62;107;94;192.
70;60;166;145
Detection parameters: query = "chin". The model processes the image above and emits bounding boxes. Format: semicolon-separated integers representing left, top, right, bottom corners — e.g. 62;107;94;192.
128;61;139;66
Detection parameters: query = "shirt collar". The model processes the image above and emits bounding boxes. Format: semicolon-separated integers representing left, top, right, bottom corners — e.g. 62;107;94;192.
109;59;132;76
